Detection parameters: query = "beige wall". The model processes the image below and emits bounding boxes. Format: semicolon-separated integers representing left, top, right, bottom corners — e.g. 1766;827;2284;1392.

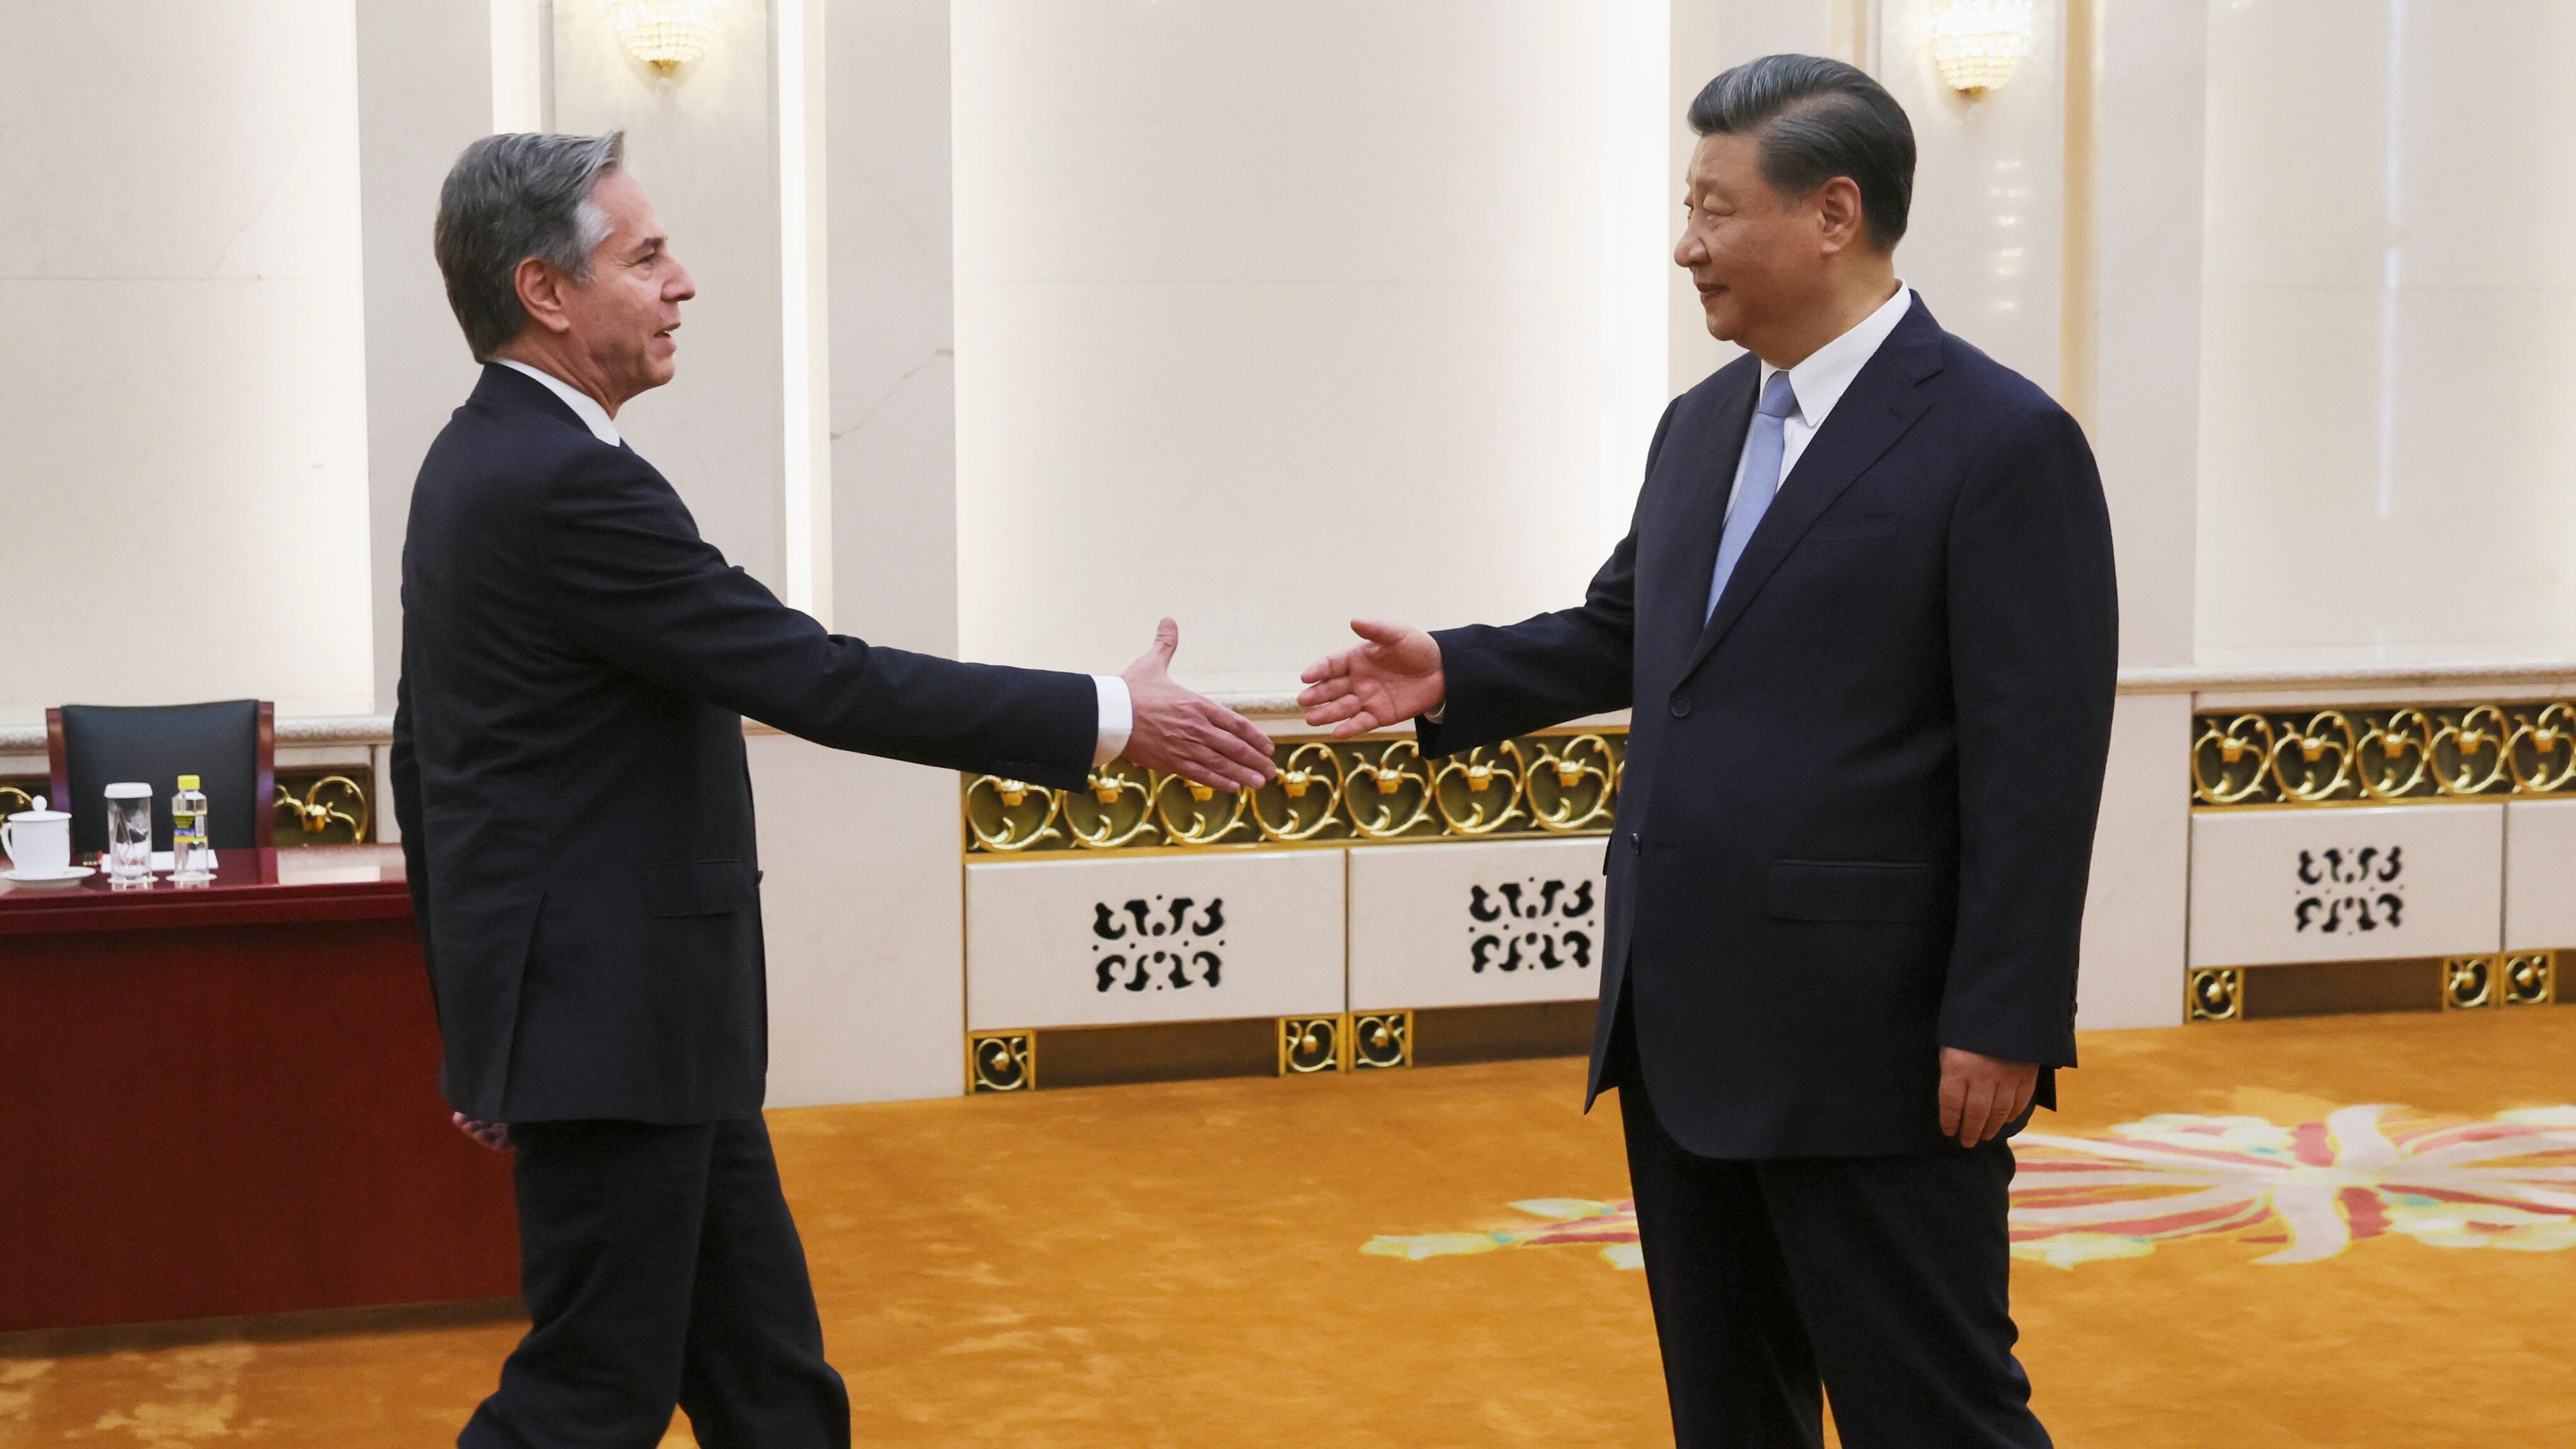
951;1;1673;691
550;0;788;594
2197;0;2576;665
357;0;494;715
0;0;374;725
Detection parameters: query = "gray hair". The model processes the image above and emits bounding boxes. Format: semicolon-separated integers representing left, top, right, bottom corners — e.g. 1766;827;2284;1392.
432;130;626;361
1688;55;1914;251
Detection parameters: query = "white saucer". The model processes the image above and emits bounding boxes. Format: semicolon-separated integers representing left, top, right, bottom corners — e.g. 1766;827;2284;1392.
3;865;94;887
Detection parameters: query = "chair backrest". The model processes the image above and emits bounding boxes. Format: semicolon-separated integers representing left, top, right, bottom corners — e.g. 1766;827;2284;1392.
47;701;274;855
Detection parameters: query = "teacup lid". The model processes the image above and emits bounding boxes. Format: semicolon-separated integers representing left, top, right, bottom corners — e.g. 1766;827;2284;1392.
9;795;66;821
104;782;153;799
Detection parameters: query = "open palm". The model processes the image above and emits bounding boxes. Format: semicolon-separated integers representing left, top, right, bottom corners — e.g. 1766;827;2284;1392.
1297;619;1446;739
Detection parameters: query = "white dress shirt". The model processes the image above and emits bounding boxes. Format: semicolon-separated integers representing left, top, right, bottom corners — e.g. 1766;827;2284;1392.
493;357;1132;765
1722;282;1915;517
497;358;624;447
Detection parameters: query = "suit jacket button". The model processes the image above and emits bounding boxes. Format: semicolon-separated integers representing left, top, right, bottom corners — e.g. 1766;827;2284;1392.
1669;693;1692;719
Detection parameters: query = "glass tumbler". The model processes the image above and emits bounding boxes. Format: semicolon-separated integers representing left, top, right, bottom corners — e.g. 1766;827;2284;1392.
104;782;153;884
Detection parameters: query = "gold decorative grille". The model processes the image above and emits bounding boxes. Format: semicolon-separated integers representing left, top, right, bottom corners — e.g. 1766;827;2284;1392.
272;771;373;845
2186;967;2242;1022
2191;704;2576;808
963;729;1624;855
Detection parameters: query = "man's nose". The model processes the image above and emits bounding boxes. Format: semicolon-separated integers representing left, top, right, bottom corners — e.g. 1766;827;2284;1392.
1674;231;1703;268
668;258;697;302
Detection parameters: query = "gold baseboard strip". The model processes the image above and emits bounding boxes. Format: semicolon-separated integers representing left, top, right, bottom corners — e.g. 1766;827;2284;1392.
966;1003;1617;1092
2188;951;2566;1024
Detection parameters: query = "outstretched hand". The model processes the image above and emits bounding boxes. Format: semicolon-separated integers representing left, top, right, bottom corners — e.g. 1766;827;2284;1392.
1122;618;1277;792
1297;620;1446;739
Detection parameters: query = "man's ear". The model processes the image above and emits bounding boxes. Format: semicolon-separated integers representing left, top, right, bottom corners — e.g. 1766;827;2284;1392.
1814;176;1868;257
513;257;576;336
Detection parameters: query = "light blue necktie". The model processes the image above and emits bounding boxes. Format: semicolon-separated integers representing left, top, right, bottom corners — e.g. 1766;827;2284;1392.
1706;369;1801;619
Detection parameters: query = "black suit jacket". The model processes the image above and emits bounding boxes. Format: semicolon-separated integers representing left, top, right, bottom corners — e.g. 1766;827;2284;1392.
1422;297;2117;1158
392;365;1096;1125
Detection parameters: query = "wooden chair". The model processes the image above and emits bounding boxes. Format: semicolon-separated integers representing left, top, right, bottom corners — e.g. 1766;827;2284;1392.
47;701;275;855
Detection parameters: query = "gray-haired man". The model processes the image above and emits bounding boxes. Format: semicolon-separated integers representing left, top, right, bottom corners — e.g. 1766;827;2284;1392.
398;132;1273;1446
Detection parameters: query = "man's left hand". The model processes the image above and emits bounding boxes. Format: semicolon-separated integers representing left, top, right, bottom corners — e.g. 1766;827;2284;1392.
1937;1047;2038;1149
453;1112;513;1152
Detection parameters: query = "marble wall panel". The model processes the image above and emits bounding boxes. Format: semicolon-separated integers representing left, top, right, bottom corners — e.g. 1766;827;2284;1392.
0;1;373;724
1348;839;1611;1012
951;1;1671;692
2198;0;2576;661
550;0;786;592
966;852;1347;1031
2076;692;2190;1028
2505;799;2576;952
2188;803;2502;968
1873;0;2067;395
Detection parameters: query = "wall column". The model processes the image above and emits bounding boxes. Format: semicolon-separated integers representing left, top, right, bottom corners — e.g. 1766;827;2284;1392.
2068;0;2208;1028
750;0;972;1106
356;0;495;720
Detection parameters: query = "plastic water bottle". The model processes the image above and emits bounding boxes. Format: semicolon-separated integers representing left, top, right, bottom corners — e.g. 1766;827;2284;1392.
171;774;215;884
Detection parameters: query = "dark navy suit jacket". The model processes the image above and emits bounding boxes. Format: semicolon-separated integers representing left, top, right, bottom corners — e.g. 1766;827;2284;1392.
1422;297;2118;1158
392;364;1096;1125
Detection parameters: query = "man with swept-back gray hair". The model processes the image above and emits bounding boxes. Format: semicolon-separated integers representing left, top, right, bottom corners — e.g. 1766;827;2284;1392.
395;131;1275;1447
1299;53;2109;1448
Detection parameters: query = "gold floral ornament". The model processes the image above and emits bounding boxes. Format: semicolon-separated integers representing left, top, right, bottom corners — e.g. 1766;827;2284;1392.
2507;703;2576;793
959;729;1623;852
2267;710;2356;803
2355;708;2434;799
963;776;1064;852
1515;734;1622;833
1152;771;1250;846
1250;742;1347;842
273;775;371;843
2191;713;2276;805
1432;747;1526;836
1064;763;1159;850
2432;704;2512;795
1345;740;1437;840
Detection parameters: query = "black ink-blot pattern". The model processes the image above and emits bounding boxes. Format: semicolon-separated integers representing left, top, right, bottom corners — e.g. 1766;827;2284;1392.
1091;895;1226;991
2293;845;2406;934
1470;877;1598;974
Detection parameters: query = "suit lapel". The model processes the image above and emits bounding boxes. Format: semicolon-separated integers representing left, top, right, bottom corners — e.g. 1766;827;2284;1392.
1678;299;1947;680
1651;359;1758;666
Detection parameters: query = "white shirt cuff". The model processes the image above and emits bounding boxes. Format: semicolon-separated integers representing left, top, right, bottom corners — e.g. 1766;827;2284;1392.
1092;674;1133;766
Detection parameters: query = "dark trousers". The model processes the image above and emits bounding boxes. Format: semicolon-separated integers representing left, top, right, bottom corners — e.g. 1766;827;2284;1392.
460;1116;850;1449
1617;1070;2049;1448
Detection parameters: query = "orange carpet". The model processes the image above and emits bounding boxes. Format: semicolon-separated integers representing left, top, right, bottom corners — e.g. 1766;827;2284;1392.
3;1008;2572;1446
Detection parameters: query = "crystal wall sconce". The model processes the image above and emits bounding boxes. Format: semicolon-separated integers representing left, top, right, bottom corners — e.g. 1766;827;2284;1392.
612;0;720;76
1929;0;2035;95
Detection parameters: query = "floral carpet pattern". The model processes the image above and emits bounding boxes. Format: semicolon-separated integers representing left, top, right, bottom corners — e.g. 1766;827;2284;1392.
1362;1105;2576;1272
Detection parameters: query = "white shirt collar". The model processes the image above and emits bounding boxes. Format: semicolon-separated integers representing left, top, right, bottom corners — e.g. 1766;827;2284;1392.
495;359;622;447
1760;281;1914;429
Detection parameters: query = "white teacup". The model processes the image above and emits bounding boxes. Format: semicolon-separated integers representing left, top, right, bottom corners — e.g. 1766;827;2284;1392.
3;799;73;877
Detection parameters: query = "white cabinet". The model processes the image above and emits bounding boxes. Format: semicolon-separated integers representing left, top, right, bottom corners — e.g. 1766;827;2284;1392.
1348;838;1608;1010
965;850;1346;1030
2188;804;2502;968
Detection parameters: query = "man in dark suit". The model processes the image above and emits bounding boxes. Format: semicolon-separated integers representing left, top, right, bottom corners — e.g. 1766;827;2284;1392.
1300;56;2114;1448
395;130;1275;1448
